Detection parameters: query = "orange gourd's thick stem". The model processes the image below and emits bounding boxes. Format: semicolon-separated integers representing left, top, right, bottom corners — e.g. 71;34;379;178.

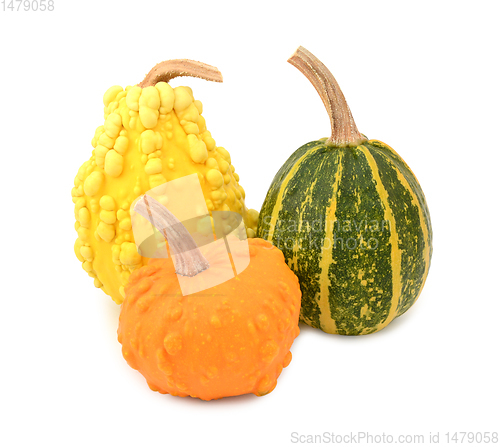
134;195;209;277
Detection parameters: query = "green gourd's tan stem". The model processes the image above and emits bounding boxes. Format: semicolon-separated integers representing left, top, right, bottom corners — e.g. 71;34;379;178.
139;59;223;88
288;46;366;147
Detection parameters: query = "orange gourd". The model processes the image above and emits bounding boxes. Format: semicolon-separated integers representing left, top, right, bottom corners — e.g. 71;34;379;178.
117;238;301;400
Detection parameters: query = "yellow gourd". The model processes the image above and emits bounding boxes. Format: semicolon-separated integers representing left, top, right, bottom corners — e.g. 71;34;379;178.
72;59;259;304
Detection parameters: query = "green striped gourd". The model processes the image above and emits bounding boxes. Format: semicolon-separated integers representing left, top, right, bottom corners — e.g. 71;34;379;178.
257;47;432;335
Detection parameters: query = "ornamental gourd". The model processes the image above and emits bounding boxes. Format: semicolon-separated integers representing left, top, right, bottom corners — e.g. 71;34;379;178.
72;59;259;304
257;47;432;335
118;230;301;400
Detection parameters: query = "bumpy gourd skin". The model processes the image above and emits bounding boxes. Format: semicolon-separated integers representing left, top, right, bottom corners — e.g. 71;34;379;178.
72;83;259;304
118;238;301;401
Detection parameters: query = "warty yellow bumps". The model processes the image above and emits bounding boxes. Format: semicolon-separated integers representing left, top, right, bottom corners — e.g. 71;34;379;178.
72;59;259;304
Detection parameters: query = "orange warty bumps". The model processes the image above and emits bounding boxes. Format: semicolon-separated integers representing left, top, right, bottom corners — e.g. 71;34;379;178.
117;238;301;400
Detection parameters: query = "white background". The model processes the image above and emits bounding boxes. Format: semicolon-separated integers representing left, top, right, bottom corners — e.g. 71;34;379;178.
1;1;499;446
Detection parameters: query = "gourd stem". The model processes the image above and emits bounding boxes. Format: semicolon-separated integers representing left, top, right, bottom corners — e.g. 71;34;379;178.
288;46;366;147
134;195;210;277
138;59;223;88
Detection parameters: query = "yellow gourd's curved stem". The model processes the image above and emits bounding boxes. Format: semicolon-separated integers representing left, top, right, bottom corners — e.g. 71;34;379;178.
288;46;366;147
139;59;223;88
